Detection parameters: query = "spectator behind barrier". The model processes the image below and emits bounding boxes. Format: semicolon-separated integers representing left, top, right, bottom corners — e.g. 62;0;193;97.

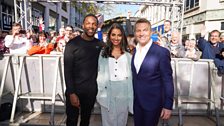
126;11;134;36
54;27;65;49
49;30;57;44
214;48;224;74
27;32;54;55
162;20;172;42
73;28;81;38
198;26;224;59
184;39;202;61
220;33;224;43
102;32;108;43
184;39;190;50
26;29;35;45
161;36;169;46
56;27;65;42
4;23;33;54
64;25;74;43
0;29;9;54
50;39;66;55
164;31;185;58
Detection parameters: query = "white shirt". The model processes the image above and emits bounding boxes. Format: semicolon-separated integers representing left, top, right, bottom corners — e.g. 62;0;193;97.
134;40;153;73
108;54;128;81
4;35;32;54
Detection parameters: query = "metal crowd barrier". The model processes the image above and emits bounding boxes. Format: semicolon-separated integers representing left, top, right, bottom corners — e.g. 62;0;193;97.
172;58;221;126
0;55;224;125
0;54;65;125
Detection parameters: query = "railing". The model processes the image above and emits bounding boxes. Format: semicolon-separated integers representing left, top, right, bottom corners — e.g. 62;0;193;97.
0;55;223;125
0;54;65;125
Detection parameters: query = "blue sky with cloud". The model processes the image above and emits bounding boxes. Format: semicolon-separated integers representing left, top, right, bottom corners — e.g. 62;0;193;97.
102;4;139;20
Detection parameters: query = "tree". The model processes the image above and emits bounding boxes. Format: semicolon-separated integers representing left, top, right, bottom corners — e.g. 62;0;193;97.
70;1;114;15
97;3;114;16
70;1;98;14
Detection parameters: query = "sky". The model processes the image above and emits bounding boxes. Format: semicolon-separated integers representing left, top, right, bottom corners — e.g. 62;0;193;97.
100;4;140;20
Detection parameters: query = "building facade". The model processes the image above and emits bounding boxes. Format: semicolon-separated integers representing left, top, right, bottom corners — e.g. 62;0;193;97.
0;0;85;33
134;0;177;34
135;0;224;40
183;0;224;40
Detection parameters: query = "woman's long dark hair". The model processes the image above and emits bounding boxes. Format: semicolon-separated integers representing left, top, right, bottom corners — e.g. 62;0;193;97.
102;23;130;58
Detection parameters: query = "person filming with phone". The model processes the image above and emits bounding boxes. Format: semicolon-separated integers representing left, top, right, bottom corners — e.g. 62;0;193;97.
4;23;32;54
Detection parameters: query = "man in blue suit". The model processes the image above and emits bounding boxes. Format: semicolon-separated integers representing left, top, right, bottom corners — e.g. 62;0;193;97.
131;18;174;126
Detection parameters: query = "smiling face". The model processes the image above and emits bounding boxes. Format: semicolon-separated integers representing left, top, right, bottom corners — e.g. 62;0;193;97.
59;28;65;36
38;33;47;43
164;21;171;33
171;31;180;45
210;31;220;44
65;26;73;38
110;28;122;47
39;35;46;43
82;16;98;38
57;39;66;52
189;39;196;49
134;22;151;47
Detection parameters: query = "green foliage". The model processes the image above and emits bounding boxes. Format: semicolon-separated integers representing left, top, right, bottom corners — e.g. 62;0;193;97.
71;1;98;14
70;2;114;15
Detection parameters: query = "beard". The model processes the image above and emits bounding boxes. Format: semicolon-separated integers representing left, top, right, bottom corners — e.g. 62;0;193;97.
83;28;96;38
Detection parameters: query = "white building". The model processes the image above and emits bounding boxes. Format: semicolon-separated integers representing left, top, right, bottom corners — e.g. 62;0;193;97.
0;0;85;33
183;0;224;40
135;0;224;40
134;0;176;33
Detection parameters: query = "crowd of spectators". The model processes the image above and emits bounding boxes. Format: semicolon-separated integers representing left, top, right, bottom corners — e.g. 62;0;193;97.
1;20;224;74
0;23;81;56
124;18;224;74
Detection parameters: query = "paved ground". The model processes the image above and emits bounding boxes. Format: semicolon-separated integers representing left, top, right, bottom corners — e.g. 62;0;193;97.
1;112;224;126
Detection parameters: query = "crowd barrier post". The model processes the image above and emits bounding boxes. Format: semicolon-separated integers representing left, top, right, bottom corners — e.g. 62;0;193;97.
10;56;25;123
0;56;11;107
1;55;224;125
174;58;220;126
8;55;64;125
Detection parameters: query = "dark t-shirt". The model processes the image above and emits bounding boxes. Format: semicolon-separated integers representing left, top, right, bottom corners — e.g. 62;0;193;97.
64;36;103;95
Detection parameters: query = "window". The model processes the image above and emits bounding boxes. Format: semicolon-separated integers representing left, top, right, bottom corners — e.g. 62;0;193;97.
185;0;199;11
221;22;224;30
195;0;199;6
62;3;67;12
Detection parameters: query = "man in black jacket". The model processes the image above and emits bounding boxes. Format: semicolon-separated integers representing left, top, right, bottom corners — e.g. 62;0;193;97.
64;14;103;126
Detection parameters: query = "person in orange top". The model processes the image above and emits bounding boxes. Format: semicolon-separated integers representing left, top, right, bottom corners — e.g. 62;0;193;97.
28;32;54;55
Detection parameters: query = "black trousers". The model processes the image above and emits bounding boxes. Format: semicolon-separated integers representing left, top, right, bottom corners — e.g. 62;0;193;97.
65;90;96;126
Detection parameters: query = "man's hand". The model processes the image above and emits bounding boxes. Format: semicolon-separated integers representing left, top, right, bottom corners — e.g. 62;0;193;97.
171;50;177;56
160;108;172;120
13;29;20;37
70;93;80;108
201;25;208;37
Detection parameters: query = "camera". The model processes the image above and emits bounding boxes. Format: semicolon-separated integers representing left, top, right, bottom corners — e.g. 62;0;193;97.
19;30;26;34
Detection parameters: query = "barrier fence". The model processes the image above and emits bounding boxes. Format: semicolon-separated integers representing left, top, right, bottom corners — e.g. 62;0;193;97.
0;55;223;125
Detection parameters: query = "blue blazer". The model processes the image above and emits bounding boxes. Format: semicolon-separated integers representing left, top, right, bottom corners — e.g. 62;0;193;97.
131;43;174;111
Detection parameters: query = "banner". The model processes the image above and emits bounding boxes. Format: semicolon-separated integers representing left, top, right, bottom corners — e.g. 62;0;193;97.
2;13;12;31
